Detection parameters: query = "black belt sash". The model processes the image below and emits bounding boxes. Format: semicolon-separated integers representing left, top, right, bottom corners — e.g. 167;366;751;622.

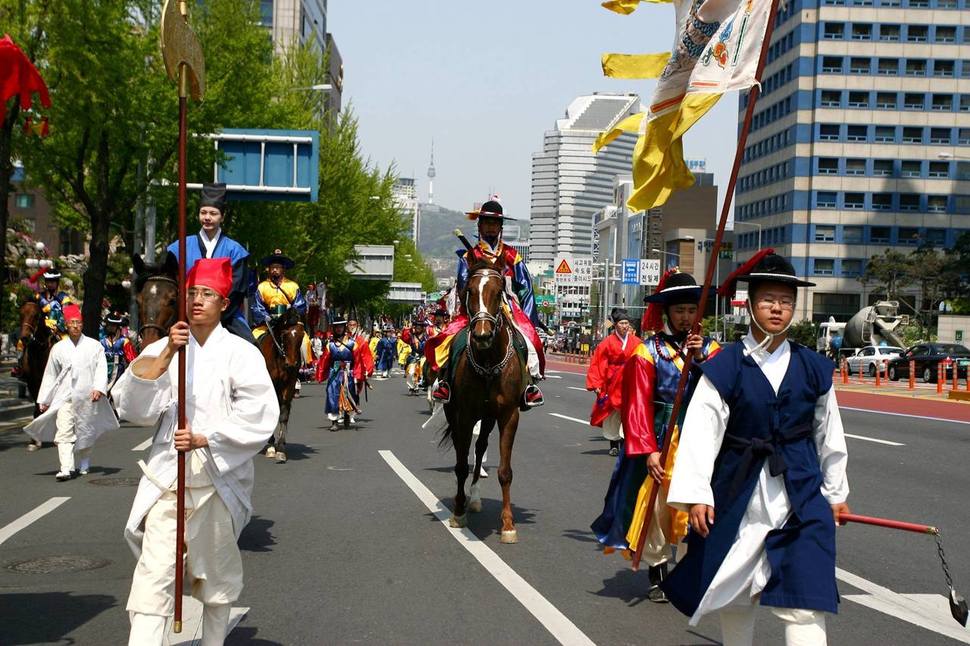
723;422;814;499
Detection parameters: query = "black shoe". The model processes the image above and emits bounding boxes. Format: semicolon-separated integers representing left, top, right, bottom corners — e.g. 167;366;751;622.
329;421;339;432
647;563;669;603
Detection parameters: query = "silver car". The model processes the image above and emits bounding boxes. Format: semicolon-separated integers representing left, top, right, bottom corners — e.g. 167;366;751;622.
844;345;904;377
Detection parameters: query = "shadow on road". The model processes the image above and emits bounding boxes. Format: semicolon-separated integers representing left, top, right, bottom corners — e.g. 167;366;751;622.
0;591;117;645
580;448;614;456
239;516;277;553
591;568;652;606
226;626;284;645
273;442;317;461
561;528;599;544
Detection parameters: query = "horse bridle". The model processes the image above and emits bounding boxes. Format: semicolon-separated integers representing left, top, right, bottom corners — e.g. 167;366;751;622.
137;275;178;343
465;268;506;335
464;267;514;377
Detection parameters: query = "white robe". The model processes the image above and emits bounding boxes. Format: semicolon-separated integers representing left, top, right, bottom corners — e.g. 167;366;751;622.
667;333;849;625
113;324;279;557
24;335;118;449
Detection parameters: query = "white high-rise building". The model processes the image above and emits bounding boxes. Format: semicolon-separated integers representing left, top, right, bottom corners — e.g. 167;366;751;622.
529;93;641;268
393;178;420;244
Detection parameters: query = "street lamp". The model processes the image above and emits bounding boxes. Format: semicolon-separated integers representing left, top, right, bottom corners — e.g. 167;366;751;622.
650;247;680;269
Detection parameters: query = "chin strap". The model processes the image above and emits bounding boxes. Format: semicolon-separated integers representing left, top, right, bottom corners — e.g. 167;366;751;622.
744;298;795;356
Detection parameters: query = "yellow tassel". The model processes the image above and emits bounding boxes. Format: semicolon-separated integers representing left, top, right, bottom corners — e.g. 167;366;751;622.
601;52;671;79
592;112;645;153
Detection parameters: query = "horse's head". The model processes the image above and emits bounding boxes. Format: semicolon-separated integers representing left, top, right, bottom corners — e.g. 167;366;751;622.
272;310;305;373
18;301;42;344
464;254;508;351
133;252;179;348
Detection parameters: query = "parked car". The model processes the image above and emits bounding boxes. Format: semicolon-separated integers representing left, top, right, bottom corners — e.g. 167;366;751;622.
886;343;970;383
844;345;904;376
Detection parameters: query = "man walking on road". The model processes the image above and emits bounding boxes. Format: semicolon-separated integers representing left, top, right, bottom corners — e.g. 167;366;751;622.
586;308;642;456
114;257;278;646
25;303;118;480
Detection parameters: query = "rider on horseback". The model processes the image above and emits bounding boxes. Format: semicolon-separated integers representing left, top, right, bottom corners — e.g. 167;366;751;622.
426;197;544;408
100;311;137;386
251;249;307;338
34;268;73;334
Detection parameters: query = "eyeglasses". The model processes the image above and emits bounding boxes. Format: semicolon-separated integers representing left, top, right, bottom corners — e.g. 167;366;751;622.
754;296;796;311
187;288;223;302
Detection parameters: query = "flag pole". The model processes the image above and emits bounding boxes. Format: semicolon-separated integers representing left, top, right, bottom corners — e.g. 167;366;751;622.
161;0;205;632
631;0;785;571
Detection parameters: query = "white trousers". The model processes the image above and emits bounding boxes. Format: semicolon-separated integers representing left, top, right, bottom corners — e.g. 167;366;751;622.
601;410;623;442
127;488;242;645
519;332;541;378
720;604;826;646
53;402;91;473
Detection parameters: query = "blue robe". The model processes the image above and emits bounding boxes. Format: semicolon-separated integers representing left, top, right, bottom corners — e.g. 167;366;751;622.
375;337;398;372
662;341;839;616
324;339;357;415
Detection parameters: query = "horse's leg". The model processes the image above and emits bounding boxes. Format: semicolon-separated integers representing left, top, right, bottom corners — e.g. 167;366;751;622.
275;391;291;463
496;406;520;543
449;415;472;529
468;418;494;514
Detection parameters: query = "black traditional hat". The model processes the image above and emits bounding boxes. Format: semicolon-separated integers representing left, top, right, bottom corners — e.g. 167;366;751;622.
610;307;631;324
42;268;61;280
260;248;295;269
199;182;228;214
105;311;124;325
718;249;814;299
466;195;516;222
643;271;702;305
330;310;348;326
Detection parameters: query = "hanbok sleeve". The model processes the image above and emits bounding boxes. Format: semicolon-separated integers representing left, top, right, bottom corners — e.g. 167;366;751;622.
621;352;658;456
666;375;730;511
586;342;608;391
815;386;849;504
36;345;62;406
92;343;109;394
206;350;279;475
113;353;175;427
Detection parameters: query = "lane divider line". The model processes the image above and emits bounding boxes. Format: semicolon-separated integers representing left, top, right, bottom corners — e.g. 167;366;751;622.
844;433;904;447
0;497;71;547
132;437;153;451
379;450;596;646
567;387;588;392
840;407;970;426
548;413;590;426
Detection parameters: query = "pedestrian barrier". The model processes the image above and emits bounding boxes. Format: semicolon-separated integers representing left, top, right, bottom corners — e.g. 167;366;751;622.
874;362;881;387
937;363;944;395
841;359;849;385
951;359;959;392
908;360;916;390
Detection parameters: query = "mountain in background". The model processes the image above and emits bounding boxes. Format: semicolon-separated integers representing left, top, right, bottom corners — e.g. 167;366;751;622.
417;203;529;263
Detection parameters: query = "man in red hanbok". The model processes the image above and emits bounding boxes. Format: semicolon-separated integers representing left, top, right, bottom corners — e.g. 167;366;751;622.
586;308;643;456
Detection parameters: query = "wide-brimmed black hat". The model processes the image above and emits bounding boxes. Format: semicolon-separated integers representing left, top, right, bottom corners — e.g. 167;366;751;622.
719;249;814;299
104;311;124;325
199;182;228;213
644;271;702;305
610;308;631;324
42;269;61;280
261;248;295;269
466;197;516;222
330;311;348;326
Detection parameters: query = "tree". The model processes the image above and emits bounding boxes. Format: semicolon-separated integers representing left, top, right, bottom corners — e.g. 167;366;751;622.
858;249;915;301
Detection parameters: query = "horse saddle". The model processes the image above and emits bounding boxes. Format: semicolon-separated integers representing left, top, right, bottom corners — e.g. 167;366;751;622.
448;322;529;382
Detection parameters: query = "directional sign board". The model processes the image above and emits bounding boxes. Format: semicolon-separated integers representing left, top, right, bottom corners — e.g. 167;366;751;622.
638;259;661;286
622;258;640;285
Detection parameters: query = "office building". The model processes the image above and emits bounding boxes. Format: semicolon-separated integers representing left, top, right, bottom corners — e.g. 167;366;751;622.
393;177;420;244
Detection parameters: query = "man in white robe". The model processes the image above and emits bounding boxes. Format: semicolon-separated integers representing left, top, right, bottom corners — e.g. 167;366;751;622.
25;303;117;480
114;257;278;646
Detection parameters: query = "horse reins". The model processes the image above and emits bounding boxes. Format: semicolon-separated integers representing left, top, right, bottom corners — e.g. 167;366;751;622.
464;267;514;377
137;275;179;346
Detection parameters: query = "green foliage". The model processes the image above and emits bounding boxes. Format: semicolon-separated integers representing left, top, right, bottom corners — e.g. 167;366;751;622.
787;320;817;348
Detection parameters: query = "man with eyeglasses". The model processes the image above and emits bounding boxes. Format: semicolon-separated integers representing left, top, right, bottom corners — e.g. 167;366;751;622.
166;183;254;343
25;303;118;480
662;251;850;646
115;257;278;645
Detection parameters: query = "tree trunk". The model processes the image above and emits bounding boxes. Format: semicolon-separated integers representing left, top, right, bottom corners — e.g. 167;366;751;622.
82;206;112;338
0;103;20;333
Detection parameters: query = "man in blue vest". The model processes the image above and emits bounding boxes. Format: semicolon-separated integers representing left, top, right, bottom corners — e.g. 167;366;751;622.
662;250;850;646
166;183;254;343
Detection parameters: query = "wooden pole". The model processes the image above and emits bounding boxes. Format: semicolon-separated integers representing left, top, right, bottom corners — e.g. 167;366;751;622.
173;86;188;636
839;512;939;536
631;0;784;570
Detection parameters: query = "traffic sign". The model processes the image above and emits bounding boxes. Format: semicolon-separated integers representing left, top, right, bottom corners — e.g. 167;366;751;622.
622;258;639;285
638;259;661;286
555;259;573;274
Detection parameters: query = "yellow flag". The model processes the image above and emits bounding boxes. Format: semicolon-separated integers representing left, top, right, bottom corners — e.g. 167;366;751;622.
601;52;671;79
592;112;644;153
601;0;671;14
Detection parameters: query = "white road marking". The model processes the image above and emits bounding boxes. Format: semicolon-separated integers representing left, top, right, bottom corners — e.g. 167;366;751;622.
548;413;590;426
379;450;596;646
844;433;905;447
171;596;248;645
838;568;970;643
544;375;562;379
132;437;153;451
567;386;587;392
840;407;970;426
0;497;71;547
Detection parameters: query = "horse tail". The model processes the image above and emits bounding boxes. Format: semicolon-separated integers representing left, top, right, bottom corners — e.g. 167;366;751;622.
437;421;455;449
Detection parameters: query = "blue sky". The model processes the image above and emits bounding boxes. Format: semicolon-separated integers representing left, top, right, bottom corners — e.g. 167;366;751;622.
329;1;739;221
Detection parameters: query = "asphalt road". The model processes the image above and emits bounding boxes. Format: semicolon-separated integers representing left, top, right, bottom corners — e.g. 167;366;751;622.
1;366;969;645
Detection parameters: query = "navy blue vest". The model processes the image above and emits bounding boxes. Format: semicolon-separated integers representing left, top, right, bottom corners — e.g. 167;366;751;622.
663;341;841;616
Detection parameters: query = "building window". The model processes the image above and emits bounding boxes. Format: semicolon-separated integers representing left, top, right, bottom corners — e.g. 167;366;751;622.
877;58;898;75
848;91;869;108
956;161;970;179
905;59;928;76
961;95;970;112
934;60;956;77
872;193;893;210
822;56;843;73
957;196;970;214
927;195;948;212
936;26;957;42
937;0;957;6
259;0;273;27
824;23;845;39
817;191;837;208
879;25;901;41
871;226;891;243
844;226;864;243
876;92;897;109
821;90;842;107
14;193;33;209
816;225;836;241
902;127;923;143
873;159;894;175
907;25;929;42
932;94;953;111
851;23;873;40
930;127;951;144
850;57;871;73
899;194;921;210
926;229;947;246
818;158;839;174
814;259;835;275
874;126;896;142
909;0;929;5
928;161;949;177
845;158;866;175
899;227;921;244
819;124;840;140
962;61;970;77
904;93;924;109
846;125;868;141
901;160;922;176
845;192;865;209
842;259;864;276
959;128;970;144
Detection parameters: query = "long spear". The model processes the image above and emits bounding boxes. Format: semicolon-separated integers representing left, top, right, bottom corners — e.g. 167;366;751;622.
160;0;205;633
630;0;784;571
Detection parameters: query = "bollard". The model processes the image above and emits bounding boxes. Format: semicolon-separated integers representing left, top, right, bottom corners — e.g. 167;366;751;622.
909;359;916;390
841;359;849;384
952;361;959;391
875;362;881;387
937;363;944;394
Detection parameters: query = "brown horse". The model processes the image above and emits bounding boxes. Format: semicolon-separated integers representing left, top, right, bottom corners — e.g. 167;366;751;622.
443;254;526;543
17;301;56;418
132;253;179;350
259;307;306;464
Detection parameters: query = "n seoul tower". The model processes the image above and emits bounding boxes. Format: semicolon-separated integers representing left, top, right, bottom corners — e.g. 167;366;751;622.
427;140;436;205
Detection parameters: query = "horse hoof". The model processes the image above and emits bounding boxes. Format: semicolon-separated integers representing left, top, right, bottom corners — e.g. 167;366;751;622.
468;499;482;513
449;514;467;528
26;443;39;452
265;447;276;458
275;452;287;463
500;530;518;544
